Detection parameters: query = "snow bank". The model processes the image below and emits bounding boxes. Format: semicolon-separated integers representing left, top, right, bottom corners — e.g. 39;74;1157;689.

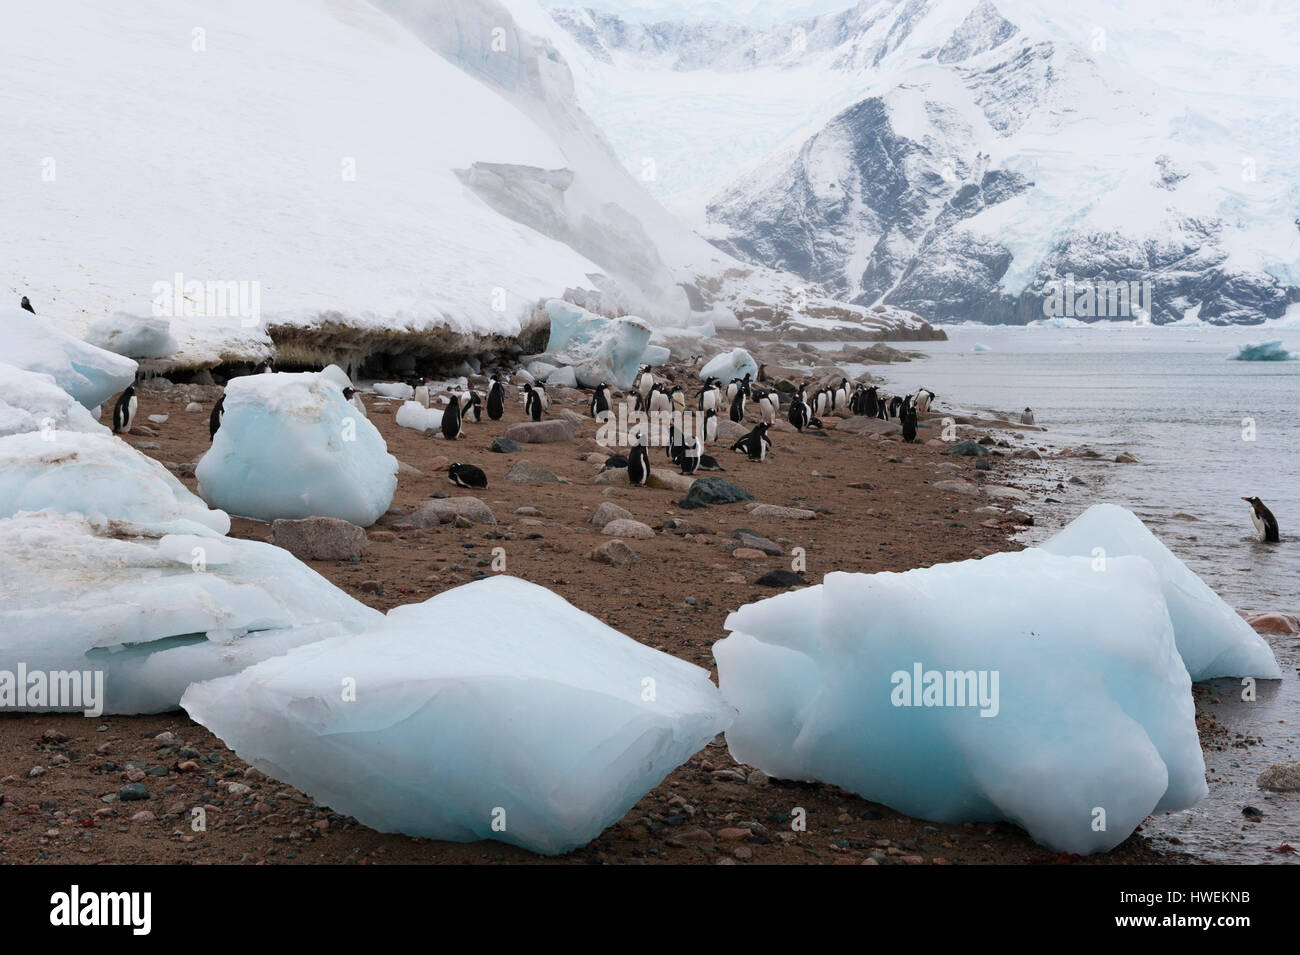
0;430;228;535
1040;503;1281;680
182;575;733;855
715;551;1207;854
699;347;757;383
1;307;136;408
1230;340;1294;361
84;312;178;359
197;372;397;526
542;299;652;389
0;512;381;715
0;363;106;438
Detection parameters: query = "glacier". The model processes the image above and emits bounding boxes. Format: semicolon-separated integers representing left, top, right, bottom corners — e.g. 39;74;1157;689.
181;575;734;855
196;371;397;526
1039;504;1281;681
1;307;137;409
714;550;1208;854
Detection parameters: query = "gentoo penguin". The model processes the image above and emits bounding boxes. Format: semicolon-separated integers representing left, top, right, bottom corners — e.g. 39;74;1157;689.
1021;407;1035;425
1242;497;1280;542
590;382;612;420
342;386;367;417
813;388;832;418
698;378;720;413
703;407;718;445
255;357;275;375
731;421;772;461
696;452;725;471
680;435;701;475
627;437;650;487
729;387;746;423
460;390;482;423
636;366;655;401
666;417;688;465
523;383;543;421
441;394;463;440
888;395;903;420
725;373;752;405
111;384;137;435
916;388;935;413
599;453;628;472
755;390;778;425
413;378;430;408
789;396;808;432
487;376;505;420
670;385;686;414
833;378;849;412
901;400;918;442
448;462;487;489
20;296;34;314
208;393;225;442
648;384;671;417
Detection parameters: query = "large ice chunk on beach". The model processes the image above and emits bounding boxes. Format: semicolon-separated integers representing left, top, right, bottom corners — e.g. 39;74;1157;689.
699;347;757;384
0;512;382;714
182;576;734;855
542;299;651;389
1040;503;1281;680
1;307;137;408
196;371;397;526
0;363;106;438
714;551;1207;854
0;430;228;535
394;401;443;432
84;312;178;359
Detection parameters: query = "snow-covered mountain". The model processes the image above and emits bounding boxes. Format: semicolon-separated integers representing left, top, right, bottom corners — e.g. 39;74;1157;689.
0;0;935;373
548;0;1300;325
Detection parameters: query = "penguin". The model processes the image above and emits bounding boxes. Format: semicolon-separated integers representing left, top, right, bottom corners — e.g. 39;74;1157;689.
755;390;778;425
864;386;880;418
535;382;550;415
413;378;430;408
441;394;463;440
648;385;671;417
703;407;718;445
731;421;772;461
916;388;935;413
670;385;686;414
1242;496;1280;543
112;384;137;435
698;378;720;414
729;387;746;423
590;382;612;420
888;396;903;420
208;393;225;442
696;453;725;471
255;357;275;375
813;388;832;418
460;390;482;423
666;417;686;465
833;378;849;412
725;374;752;405
342;386;367;417
636;366;655;401
789;396;808;432
627;437;650;487
20;296;34;314
1021;407;1035;425
487;376;505;421
599;453;628;472
448;462;487;489
901;400;918;443
523;384;543;421
680;435;701;475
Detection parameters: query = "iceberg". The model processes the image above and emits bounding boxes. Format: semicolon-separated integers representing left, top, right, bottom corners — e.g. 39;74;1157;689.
1230;340;1294;361
196;371;397;526
394;400;443;432
0;363;106;438
0;430;228;535
0;511;382;715
639;344;671;367
182;576;733;855
84;312;179;359
1040;503;1281;680
699;347;757;384
1;307;137;408
714;551;1207;854
542;299;651;389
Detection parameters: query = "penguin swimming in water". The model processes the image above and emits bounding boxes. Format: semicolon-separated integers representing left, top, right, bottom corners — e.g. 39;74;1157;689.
523;383;543;421
627;436;650;487
731;421;771;461
208;393;225;442
1242;496;1280;542
729;386;746;423
448;462;487;489
590;382;612;420
441;394;463;440
20;296;34;314
487;376;505;420
112;384;137;435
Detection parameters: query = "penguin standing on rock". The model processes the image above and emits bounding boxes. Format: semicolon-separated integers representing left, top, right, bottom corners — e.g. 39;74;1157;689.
636;366;655;402
628;436;650;487
441;394;463;440
523;384;543;421
487;376;505;420
755;390;778;425
916;388;935;413
535;382;550;415
20;296;35;314
208;394;225;442
448;462;487;489
112;384;137;435
1242;497;1280;542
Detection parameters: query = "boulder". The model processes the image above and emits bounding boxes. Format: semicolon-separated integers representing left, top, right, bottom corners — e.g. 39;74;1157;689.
602;519;655;540
505;460;562;484
590;539;638;567
396;497;496;528
490;437;522;453
589;502;633;528
271;517;368;561
504;420;575;444
680;477;753;510
747;504;816;520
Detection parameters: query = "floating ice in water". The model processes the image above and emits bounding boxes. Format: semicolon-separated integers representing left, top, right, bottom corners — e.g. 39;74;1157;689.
196;371;397;526
1230;340;1294;361
542;299;651;389
699;347;757;383
714;551;1207;854
371;381;413;399
1040;503;1281;680
0;363;106;438
182;575;733;855
1;306;137;408
0;511;382;715
394;400;443;432
639;344;671;367
0;430;228;535
972;343;992;352
84;312;178;359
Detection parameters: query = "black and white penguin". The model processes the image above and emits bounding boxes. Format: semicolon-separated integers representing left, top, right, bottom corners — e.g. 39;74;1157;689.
1021;407;1035;425
448;462;487;489
888;395;903;420
255;357;275;375
1242;496;1280;543
832;378;849;412
112;384;138;435
461;390;482;423
413;377;430;408
755;390;778;425
696;452;725;471
725;373;752;405
698;378;721;414
680;435;701;475
731;421;772;461
342;386;367;417
813;388;833;418
20;296;34;314
703;407;718;445
729;386;746;423
441;394;463;440
599;453;628;472
627;438;650;487
487;376;505;421
590;382;612;420
535;382;550;415
901;400;918;442
789;396;808;432
648;384;671;417
208;393;225;442
916;388;935;413
636;366;655;401
670;385;686;414
523;383;543;421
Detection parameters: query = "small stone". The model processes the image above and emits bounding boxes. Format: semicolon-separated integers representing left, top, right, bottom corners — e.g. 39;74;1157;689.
1257;762;1300;792
185;401;204;413
590;539;638;567
748;504;816;520
490;437;523;453
731;547;767;560
1114;452;1139;463
505;459;562;484
746;769;770;787
131;810;156;823
588;502;633;528
754;570;806;588
119;783;148;801
359;580;384;595
602;519;654;539
28;766;45;778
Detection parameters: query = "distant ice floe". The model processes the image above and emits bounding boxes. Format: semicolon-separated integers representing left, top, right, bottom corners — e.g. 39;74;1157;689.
1;307;136;408
1229;340;1295;361
182;576;734;855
